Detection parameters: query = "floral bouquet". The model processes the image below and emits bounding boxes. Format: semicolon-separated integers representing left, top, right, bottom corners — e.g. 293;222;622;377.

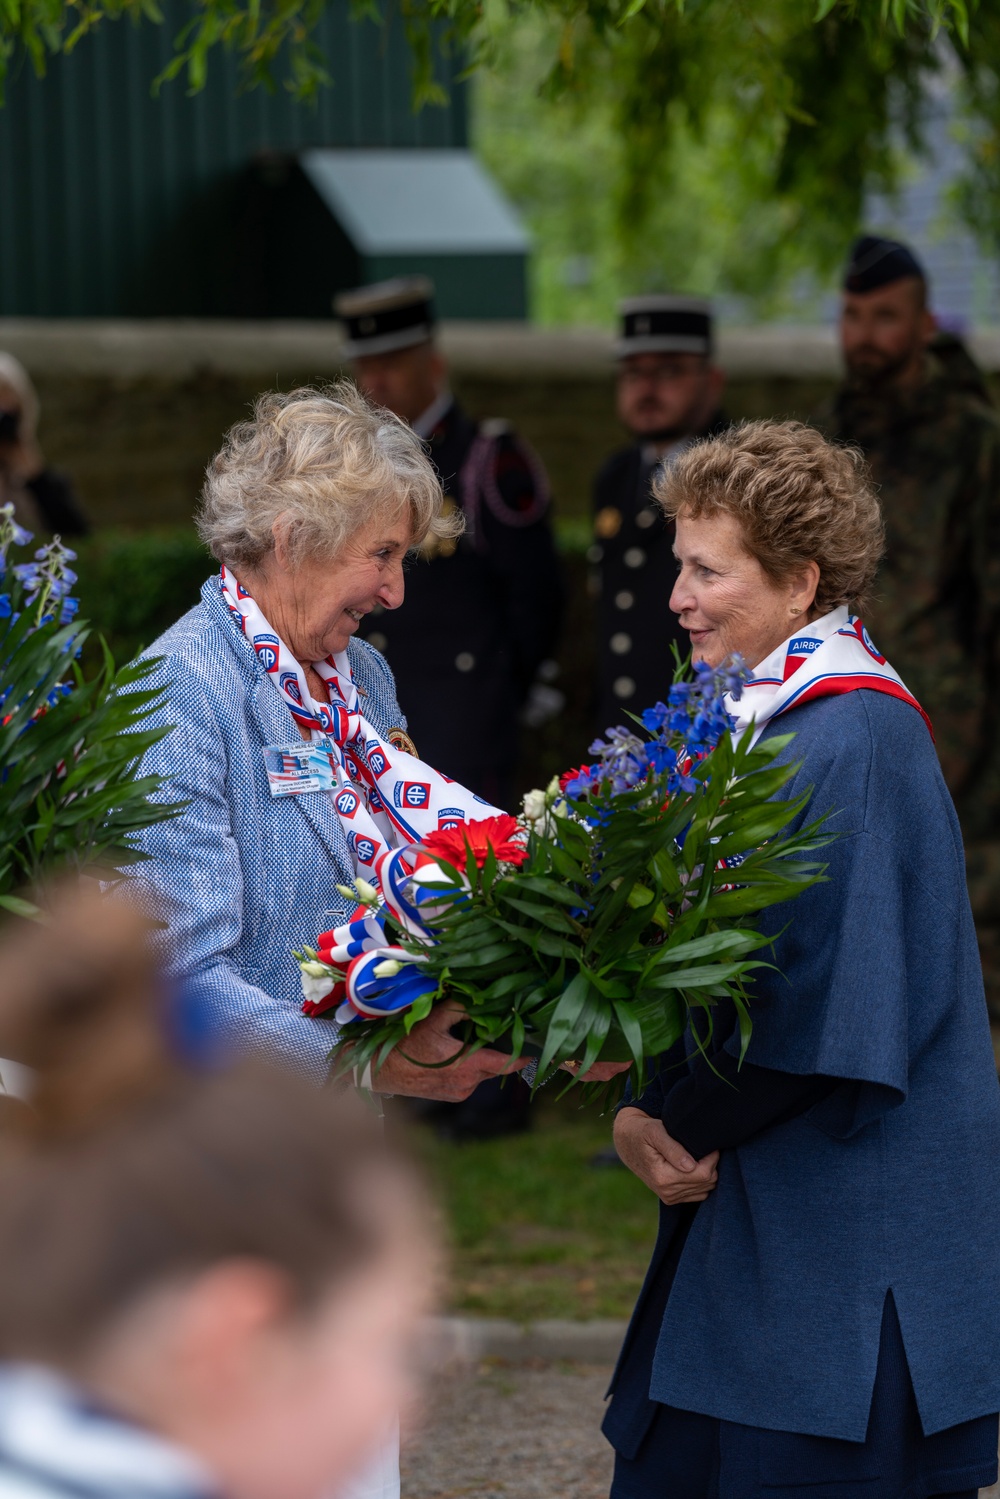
295;660;829;1094
0;504;180;916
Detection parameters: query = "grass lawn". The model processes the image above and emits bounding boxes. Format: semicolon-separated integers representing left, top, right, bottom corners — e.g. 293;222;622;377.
394;1096;659;1323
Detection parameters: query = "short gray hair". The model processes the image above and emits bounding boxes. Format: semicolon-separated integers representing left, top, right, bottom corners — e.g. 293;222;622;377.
196;381;459;571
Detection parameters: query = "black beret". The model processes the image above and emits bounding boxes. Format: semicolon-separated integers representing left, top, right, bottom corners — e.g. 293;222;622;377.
844;236;926;294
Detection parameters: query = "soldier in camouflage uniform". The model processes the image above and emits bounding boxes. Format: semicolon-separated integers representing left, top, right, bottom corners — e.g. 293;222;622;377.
817;236;1000;1030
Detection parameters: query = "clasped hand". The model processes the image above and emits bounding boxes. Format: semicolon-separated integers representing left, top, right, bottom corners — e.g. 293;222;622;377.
365;1001;631;1100
613;1106;719;1204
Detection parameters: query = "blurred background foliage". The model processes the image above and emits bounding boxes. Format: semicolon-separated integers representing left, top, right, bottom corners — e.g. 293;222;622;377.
472;2;996;324
2;0;995;301
7;0;998;321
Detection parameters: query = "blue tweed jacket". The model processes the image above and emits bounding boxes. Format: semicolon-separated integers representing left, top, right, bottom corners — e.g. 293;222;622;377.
127;577;408;1080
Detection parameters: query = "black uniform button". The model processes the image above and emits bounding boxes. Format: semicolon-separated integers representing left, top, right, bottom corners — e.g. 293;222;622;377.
624;547;646;568
455;652;476;672
610;632;632;655
367;632;388;652
615;590;634;610
636;508;656;529
613;676;636;699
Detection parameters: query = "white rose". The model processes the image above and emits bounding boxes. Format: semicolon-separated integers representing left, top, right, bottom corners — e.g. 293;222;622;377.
522;788;548;821
301;970;337;1006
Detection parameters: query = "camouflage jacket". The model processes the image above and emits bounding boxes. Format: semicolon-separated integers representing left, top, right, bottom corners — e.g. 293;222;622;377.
816;352;1000;836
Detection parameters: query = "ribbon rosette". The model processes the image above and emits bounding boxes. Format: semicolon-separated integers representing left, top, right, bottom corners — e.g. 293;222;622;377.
298;819;525;1028
298;844;461;1024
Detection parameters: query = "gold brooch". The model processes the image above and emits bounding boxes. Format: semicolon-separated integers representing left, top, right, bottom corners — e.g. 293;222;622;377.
388;728;419;757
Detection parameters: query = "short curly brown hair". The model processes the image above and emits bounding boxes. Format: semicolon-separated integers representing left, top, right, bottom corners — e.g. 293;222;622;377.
654;420;884;615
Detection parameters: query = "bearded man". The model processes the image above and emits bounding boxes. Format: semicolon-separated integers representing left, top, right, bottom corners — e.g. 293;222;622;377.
818;235;1000;1033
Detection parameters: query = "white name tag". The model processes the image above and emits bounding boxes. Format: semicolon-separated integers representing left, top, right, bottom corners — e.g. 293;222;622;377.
263;741;338;798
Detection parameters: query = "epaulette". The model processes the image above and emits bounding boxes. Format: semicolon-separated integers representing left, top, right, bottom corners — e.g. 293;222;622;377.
461;422;551;537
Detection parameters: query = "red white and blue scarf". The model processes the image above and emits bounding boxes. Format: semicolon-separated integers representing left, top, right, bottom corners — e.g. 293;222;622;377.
727;606;932;745
219;566;497;890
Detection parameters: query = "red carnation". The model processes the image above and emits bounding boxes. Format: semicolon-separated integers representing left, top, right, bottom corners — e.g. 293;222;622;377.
559;766;590;793
421;814;528;870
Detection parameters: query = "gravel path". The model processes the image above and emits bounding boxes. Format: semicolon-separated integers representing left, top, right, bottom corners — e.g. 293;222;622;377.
401;1360;1000;1499
401;1361;615;1499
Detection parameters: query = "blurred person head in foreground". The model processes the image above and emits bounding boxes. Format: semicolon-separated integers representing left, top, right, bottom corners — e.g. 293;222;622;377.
0;353;89;537
0;888;434;1499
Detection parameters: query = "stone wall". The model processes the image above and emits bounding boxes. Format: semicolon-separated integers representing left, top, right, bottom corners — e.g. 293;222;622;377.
0;319;869;529
6;317;994;529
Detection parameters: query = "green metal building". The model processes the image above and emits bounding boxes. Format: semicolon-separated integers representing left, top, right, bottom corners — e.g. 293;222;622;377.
0;6;528;318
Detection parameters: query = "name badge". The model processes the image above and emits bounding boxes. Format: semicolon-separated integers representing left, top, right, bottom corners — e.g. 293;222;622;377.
263;741;338;798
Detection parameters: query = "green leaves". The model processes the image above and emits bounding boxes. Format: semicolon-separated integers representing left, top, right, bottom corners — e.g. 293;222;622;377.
0;585;182;901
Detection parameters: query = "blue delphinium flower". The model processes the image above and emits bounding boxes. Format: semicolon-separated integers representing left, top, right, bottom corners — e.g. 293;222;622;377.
13;562;41;591
562;766;598;799
579;656;750;802
0;595;10;619
0;502;34;563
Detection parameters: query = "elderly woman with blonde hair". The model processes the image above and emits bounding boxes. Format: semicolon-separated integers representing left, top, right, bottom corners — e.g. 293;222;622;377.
130;383;527;1108
603;420;1000;1499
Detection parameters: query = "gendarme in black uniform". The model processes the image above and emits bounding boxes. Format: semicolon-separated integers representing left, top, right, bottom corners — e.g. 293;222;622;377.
336;278;563;815
593;438;708;732
592;298;724;732
364;398;560;809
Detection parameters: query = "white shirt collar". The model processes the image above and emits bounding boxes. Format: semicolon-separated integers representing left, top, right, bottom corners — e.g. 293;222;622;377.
412;390;454;439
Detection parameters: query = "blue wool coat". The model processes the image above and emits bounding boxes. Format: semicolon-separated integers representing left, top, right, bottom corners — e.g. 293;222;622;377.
125;577;407;1080
609;689;1000;1444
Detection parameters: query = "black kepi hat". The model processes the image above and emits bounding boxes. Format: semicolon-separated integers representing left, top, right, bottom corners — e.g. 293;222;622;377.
616;295;713;358
335;276;436;358
844;236;926;295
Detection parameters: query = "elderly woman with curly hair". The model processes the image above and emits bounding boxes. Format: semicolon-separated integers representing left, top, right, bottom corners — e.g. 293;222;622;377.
129;382;529;1113
603;421;1000;1499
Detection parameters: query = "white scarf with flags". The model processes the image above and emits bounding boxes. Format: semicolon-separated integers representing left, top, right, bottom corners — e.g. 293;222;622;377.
220;566;497;892
726;605;932;747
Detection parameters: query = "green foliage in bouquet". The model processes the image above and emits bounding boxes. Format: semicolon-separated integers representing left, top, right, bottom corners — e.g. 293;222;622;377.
0;506;182;916
312;663;831;1098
